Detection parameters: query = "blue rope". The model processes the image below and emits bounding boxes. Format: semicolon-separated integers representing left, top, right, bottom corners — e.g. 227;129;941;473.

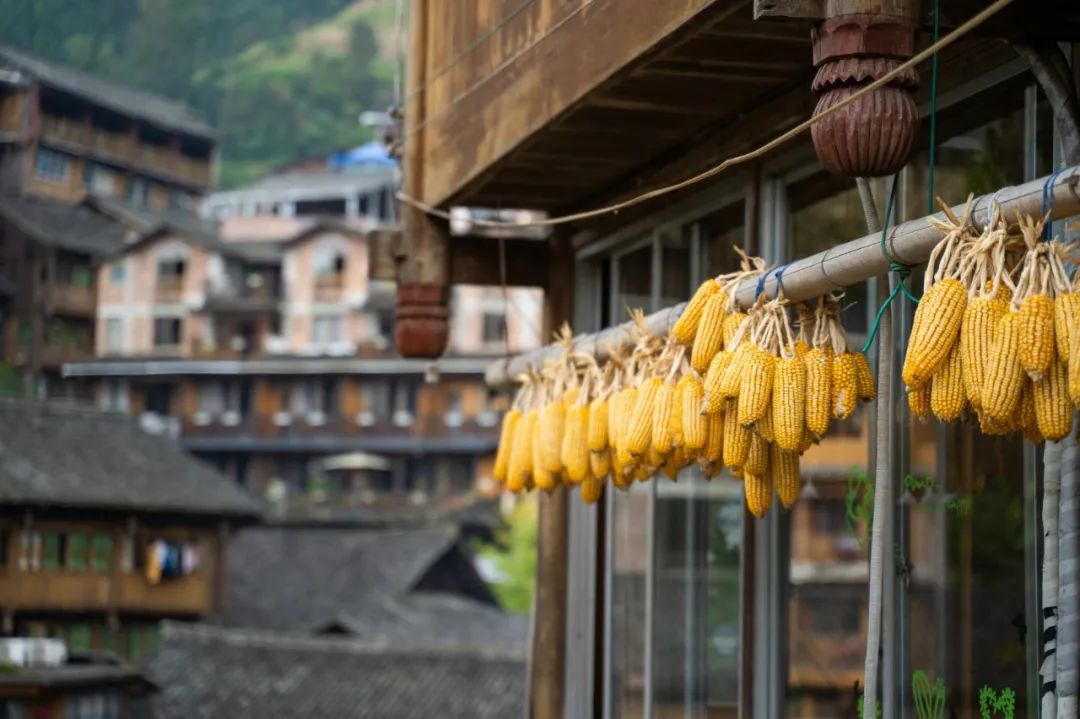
862;175;918;354
773;264;789;299
1041;167;1066;241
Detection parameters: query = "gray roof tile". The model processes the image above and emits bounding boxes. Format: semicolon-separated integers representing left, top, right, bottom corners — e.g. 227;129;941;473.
0;196;128;256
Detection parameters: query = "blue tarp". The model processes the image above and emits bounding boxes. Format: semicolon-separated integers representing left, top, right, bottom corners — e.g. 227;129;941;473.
328;141;397;169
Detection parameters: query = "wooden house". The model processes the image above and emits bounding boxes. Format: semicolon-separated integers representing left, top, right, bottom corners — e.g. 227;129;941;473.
394;2;1080;717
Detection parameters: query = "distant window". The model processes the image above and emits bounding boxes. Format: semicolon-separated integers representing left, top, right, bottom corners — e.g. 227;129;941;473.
168;192;190;211
34;147;71;182
91;534;113;572
482;312;506;344
813;500;849;535
109;262;125;284
83;162;119;197
125;176;151;206
444;391;463;428
105;318;123;354
153;317;182;347
42;532;64;570
157;258;186;280
67;532;89;570
808;597;861;635
66;624;92;653
312;314;344;344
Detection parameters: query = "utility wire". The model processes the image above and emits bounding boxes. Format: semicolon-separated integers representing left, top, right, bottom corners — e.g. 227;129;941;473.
398;0;1017;230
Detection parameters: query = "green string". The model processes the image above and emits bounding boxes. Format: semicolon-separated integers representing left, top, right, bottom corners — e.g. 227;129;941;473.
927;0;940;215
861;177;919;354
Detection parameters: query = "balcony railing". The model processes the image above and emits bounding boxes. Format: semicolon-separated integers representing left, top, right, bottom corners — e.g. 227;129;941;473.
0;568;211;616
39;114;87;147
47;283;95;317
155;276;184;302
313;275;344;302
40;342;92;369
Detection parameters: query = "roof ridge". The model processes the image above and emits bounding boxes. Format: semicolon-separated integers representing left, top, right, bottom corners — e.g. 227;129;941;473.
162;621;525;662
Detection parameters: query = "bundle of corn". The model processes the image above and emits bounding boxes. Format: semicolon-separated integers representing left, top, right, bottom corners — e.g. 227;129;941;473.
902;197;1079;441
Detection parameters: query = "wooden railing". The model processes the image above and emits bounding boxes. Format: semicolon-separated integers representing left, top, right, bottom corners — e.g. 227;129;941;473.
48;283;95;317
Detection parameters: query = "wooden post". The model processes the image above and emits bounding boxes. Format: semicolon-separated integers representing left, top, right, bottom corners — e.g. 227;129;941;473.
530;236;573;719
395;0;450;359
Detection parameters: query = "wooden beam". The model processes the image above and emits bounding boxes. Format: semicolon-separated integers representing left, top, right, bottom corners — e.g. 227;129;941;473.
369;230;549;288
753;0;824;20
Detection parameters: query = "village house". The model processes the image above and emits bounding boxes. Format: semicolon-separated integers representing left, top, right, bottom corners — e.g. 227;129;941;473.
393;1;1080;717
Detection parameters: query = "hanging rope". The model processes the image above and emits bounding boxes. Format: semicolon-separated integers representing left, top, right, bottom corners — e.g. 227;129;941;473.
861;176;918;353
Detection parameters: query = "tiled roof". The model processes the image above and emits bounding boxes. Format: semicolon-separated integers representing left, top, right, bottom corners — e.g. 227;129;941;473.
142;623;525;719
0;196;128;256
0;399;260;519
0;44;215;138
218;526;499;632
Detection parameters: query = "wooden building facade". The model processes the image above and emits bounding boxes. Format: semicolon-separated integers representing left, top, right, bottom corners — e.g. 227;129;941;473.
397;2;1080;718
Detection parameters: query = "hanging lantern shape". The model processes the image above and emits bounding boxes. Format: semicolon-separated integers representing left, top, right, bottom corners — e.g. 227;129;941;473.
395;282;450;358
810;12;919;178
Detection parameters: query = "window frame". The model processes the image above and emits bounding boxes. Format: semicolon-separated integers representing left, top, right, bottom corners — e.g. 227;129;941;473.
34;147;72;183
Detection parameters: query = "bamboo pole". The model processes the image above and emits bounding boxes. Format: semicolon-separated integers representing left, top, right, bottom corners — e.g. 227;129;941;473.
484;166;1080;388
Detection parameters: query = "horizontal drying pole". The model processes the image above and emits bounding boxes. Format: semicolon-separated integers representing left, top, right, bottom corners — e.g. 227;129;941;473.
484;166;1080;388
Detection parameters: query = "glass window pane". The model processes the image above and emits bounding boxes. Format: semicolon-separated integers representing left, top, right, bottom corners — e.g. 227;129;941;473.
658;228;691;309
67;532;89;570
615;242;653;321
42;532;63;570
699;203;745;281
609;487;650;719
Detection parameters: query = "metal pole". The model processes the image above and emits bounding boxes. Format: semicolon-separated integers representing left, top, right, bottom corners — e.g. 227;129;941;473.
485;166;1080;388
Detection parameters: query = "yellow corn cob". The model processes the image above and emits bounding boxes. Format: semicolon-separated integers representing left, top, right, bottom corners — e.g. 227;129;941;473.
581;476;604;504
977;408;1013;437
982;310;1025;423
832;352;858;420
1019;381;1042;443
805;347;833;437
718;343;751;400
960;294;1009;410
662;446;685;482
633;463;652;482
672;279;723;345
730;466;744;480
627;377;662;456
798;426;815;454
668;381;684;447
772;445;800;508
610;447;631;489
852;352;876;402
563;387;580;406
1054;291;1080;362
745;432;770;476
651;381;676;454
902;277;967;388
615;386;637;461
745;473;772;518
506;409;536;492
533;417;559;491
1034;358;1072;441
722;312;748;348
908;382;931;419
680;375;707;451
646;445;665;472
794;340;810;359
563;405;590;484
737;346;776;426
703;350;734;414
1071;334;1080;408
703;410;724;464
773;355;806;451
587;398;609;452
1019;294;1056;380
757;402;775;443
930;344;965;421
700;460;722;481
493;409;521;483
607;391;625;449
723;399;751;469
590;449;611;480
539;400;566;473
690;293;729;373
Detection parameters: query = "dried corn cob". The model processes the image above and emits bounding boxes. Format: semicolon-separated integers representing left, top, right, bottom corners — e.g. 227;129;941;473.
852;352;876;402
533;417;559;491
717;343;751;400
564;405;590;484
627;377;662;456
590;449;611;480
581;476;604;504
773;355;806;451
587;398;609;452
493;409;521;483
652;381;677;455
772;444;801;508
722;312;748;349
1019;381;1042;443
539;400;566;473
672;279;723;345
723;400;751;469
506;410;536;492
757;402;775;443
745;433;770;476
902;277;967;388
745;473;772;518
1034;358;1072;441
737;346;776;426
798;426;815;454
1019;294;1056;381
832;352;858;420
982;310;1025;423
1054;291;1080;362
662;447;685;482
680;375;707;451
633;463;652;482
930;344;965;421
702;410;724;464
960;293;1008;410
805;347;833;437
691;293;729;373
702;350;734;414
907;383;931;420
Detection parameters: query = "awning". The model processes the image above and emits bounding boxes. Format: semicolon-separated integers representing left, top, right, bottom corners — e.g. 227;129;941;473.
320;452;391;472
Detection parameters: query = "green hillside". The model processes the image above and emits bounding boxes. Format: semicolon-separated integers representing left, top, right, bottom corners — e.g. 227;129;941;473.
0;0;397;186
